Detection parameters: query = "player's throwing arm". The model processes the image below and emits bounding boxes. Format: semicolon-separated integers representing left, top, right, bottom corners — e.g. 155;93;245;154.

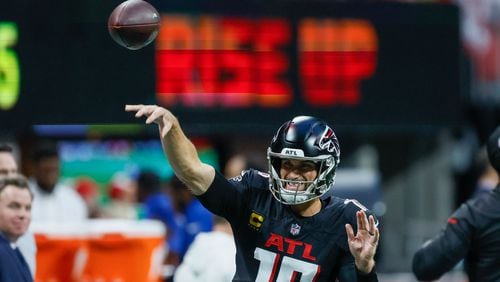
125;104;215;195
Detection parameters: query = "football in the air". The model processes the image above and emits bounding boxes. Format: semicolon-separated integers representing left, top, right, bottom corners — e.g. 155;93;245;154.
108;0;161;50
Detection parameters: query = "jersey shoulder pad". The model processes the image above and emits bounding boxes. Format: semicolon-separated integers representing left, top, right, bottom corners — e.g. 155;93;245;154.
228;169;269;191
342;198;379;226
343;198;369;212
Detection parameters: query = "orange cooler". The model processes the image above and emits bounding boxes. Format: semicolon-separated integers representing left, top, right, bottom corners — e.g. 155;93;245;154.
32;220;166;282
82;220;165;282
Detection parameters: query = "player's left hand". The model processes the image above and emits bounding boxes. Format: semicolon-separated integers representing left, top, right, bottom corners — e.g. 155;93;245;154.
345;210;379;274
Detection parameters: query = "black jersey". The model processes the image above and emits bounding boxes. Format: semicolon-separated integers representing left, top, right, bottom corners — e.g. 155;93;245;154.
413;185;500;282
197;169;378;282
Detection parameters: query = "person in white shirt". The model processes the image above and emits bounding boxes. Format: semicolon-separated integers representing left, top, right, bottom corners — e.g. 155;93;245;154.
29;141;87;222
174;216;236;282
0;144;37;276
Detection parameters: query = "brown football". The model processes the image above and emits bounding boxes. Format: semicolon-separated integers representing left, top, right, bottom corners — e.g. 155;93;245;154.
108;0;161;50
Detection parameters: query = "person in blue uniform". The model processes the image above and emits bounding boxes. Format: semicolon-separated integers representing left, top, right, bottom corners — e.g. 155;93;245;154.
126;104;380;281
168;176;213;261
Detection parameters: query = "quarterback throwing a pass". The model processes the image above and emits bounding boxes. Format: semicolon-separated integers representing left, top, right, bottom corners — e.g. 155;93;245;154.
126;104;379;281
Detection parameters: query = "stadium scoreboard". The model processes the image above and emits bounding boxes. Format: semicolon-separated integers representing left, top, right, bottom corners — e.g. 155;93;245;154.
0;0;462;133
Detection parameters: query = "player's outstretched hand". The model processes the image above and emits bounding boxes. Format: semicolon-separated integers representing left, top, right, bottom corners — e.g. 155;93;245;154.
345;210;379;274
125;104;177;138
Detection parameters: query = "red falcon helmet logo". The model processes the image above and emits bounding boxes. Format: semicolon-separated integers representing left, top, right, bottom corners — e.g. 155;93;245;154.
317;127;338;153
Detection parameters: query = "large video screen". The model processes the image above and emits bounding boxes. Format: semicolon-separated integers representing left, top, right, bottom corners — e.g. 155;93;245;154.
153;2;463;133
0;1;462;134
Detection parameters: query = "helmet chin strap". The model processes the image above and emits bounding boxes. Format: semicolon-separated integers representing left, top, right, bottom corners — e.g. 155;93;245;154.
280;193;313;204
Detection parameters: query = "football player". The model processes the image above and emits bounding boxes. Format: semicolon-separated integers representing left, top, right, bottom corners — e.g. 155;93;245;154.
126;104;379;281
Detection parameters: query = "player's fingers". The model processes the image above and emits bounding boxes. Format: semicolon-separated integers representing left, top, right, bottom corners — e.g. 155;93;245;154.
145;108;165;124
362;211;370;233
372;227;380;245
368;215;376;234
368;215;379;243
357;211;367;233
345;224;355;241
135;109;146;118
124;104;144;112
135;105;155;118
